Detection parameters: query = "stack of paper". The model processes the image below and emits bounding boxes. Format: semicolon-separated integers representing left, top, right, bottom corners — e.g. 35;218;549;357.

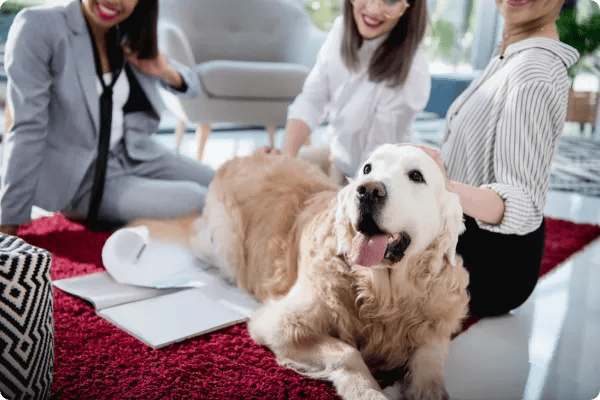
53;226;260;349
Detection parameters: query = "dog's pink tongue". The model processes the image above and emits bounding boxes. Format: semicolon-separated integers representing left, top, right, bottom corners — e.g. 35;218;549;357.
351;233;388;267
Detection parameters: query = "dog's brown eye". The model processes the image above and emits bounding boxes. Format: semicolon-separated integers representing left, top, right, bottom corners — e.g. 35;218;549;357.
363;164;372;175
408;170;425;184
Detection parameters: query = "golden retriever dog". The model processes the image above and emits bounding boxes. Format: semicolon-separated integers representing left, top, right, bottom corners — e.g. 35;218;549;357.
138;144;469;400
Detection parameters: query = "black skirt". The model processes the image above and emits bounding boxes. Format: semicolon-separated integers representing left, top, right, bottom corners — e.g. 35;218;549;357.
456;215;546;317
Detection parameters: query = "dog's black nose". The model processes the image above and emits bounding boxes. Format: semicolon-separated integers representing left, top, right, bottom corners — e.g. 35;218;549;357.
356;182;387;235
357;181;387;202
356;181;387;234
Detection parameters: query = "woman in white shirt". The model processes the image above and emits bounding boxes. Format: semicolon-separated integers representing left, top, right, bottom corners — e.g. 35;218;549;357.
267;0;430;183
418;0;579;317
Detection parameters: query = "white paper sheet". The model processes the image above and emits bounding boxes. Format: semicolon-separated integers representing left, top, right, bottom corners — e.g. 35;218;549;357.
98;289;248;349
52;225;261;348
52;272;178;310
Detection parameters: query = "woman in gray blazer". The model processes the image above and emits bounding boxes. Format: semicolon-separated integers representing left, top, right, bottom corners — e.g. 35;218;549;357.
0;0;215;234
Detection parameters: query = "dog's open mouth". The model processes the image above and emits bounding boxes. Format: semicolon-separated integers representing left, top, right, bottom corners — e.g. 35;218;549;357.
351;231;411;267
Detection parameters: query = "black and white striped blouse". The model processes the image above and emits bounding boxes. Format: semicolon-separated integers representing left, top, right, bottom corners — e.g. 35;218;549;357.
440;38;579;235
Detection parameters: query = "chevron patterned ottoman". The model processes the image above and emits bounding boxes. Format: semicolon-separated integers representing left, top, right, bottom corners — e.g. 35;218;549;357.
0;233;53;400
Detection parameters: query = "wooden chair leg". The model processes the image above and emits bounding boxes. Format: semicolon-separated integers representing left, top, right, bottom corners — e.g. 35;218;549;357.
195;123;211;161
174;119;186;152
267;124;277;148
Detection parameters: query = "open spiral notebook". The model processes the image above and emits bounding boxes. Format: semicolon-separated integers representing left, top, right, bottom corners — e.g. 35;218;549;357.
52;226;259;349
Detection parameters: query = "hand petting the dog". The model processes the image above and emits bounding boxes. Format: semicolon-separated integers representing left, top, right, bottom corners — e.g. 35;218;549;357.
407;144;449;187
261;146;281;155
405;144;506;225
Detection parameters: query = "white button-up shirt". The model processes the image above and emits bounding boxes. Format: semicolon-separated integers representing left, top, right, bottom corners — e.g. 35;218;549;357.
287;16;431;177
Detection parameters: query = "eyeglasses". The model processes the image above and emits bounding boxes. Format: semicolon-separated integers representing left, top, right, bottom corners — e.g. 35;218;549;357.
349;0;411;19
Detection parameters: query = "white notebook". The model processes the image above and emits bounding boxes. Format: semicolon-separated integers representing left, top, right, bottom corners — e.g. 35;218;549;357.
52;226;260;349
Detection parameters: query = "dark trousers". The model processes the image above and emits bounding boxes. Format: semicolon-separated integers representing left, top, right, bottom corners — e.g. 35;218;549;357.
457;215;546;317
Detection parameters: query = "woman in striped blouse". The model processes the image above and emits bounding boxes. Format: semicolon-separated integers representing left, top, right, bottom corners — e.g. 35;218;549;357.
420;0;579;317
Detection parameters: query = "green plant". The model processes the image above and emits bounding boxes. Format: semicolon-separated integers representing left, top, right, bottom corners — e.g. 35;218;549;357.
1;0;44;15
557;0;600;79
1;0;43;45
303;0;342;31
424;0;479;66
426;18;457;60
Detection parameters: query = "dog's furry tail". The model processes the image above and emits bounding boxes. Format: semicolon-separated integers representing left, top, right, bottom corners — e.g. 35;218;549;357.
128;212;199;245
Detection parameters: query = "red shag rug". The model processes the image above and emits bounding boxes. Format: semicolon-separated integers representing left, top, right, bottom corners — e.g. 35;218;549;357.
15;214;600;399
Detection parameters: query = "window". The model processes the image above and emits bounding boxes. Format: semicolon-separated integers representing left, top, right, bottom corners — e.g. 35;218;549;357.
302;0;342;31
424;0;481;73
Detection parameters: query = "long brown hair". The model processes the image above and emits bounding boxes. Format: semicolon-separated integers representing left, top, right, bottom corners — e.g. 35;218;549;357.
118;0;159;59
341;0;428;88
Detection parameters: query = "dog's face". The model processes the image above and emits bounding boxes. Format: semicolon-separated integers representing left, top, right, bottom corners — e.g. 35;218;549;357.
336;144;464;268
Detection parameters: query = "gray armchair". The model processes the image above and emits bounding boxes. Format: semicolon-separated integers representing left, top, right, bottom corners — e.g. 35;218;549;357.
158;0;327;159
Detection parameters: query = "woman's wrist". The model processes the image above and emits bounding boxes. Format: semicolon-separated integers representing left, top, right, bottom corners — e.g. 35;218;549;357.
447;180;505;225
282;120;310;157
160;65;184;89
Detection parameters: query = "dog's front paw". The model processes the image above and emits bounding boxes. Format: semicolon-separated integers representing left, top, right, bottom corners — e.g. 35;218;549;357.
350;388;390;400
403;379;449;400
336;377;390;400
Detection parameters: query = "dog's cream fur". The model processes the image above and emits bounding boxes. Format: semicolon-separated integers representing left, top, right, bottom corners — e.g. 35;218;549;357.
136;144;469;400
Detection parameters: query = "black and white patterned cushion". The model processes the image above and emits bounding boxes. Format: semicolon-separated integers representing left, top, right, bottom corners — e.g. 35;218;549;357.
0;234;53;400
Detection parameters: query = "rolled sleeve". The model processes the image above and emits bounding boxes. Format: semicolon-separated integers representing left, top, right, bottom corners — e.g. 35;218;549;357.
477;182;539;234
160;58;201;99
476;81;562;235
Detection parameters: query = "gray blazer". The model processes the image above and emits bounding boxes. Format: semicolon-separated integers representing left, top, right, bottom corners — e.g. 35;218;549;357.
0;0;201;225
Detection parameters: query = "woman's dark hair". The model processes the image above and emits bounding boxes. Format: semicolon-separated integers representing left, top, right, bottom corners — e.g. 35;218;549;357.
118;0;159;59
341;0;428;88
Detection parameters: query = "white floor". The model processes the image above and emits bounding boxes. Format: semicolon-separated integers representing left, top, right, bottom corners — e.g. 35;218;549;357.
446;191;600;400
158;126;600;400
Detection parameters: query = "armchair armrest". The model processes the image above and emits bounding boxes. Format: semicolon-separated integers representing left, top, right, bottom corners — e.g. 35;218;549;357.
285;24;327;69
158;21;196;69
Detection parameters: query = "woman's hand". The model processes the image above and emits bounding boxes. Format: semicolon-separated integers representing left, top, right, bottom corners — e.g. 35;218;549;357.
260;146;281;155
404;144;449;186
0;225;19;236
125;49;184;89
408;144;505;224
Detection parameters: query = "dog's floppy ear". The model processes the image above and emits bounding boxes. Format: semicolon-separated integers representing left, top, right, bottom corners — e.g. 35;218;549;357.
440;191;465;265
335;186;354;256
